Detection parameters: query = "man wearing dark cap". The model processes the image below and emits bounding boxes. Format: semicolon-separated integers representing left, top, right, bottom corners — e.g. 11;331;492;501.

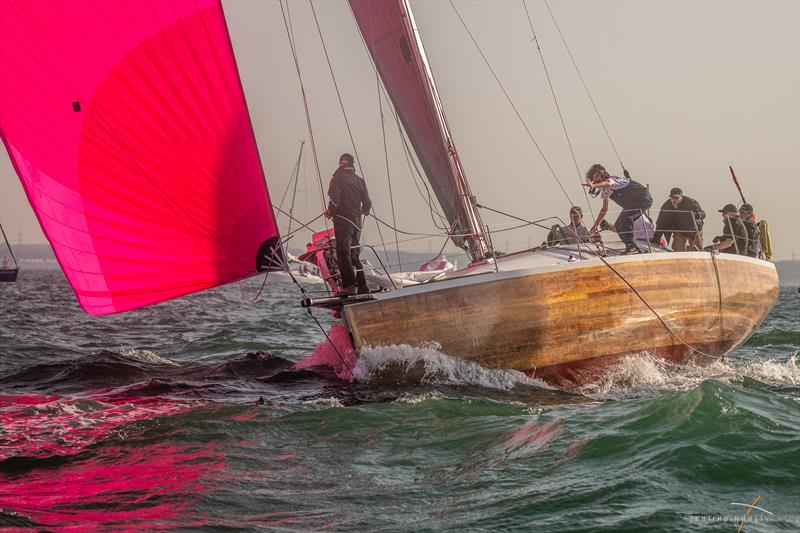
325;153;372;296
738;203;761;258
560;206;592;244
707;204;748;255
653;187;705;251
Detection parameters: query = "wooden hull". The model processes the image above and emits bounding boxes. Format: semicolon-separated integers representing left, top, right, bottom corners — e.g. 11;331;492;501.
343;253;779;388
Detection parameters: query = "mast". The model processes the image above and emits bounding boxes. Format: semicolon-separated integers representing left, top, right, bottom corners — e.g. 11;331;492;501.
403;0;488;260
350;0;488;261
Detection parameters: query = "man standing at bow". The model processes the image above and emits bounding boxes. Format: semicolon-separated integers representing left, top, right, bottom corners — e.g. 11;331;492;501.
325;153;372;296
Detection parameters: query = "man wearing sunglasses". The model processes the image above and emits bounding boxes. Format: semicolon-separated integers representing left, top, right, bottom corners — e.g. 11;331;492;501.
653;187;706;251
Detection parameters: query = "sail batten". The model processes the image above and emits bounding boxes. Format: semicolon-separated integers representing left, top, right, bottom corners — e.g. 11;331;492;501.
0;0;281;315
349;0;485;258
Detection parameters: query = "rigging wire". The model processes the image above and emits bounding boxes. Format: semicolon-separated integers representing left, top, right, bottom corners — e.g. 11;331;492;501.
597;252;734;361
521;0;595;221
285;268;358;382
544;0;624;170
278;0;329;226
286;143;304;240
308;0;392;266
447;0;574;207
377;75;402;270
346;6;451;234
276;140;306;238
272;208;323;243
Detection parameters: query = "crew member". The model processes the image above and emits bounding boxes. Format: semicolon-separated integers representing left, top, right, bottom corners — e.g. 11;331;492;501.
653;187;705;251
738;203;761;258
325;153;372;295
706;204;748;255
584;164;653;254
559;206;592;244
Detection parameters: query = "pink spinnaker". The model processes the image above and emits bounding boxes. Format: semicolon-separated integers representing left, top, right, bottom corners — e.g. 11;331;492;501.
0;0;279;315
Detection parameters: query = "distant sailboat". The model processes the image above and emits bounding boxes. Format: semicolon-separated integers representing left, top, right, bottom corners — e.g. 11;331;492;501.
0;224;19;282
0;0;779;387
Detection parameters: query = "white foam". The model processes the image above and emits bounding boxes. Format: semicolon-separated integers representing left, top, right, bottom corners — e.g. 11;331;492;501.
355;343;553;391
580;352;800;399
302;396;344;408
119;348;179;366
745;353;799;386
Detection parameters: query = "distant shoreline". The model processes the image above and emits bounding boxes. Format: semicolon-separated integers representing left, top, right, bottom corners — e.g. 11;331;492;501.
6;243;799;286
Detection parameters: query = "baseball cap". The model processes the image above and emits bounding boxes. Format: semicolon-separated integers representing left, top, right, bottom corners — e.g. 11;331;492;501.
718;203;737;214
669;187;682;197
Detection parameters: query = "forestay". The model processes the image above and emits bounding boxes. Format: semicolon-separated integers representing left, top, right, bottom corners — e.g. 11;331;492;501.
0;0;282;315
349;0;485;257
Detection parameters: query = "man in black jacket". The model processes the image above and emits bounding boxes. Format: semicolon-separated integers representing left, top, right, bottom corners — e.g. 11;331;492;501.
738;203;761;258
707;204;748;255
653;188;705;251
326;153;372;296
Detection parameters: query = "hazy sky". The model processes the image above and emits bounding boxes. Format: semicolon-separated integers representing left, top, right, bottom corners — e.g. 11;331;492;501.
1;0;798;260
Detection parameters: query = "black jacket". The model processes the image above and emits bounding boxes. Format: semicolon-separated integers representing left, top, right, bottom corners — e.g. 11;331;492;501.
742;218;761;257
719;217;748;255
327;166;372;223
654;195;706;243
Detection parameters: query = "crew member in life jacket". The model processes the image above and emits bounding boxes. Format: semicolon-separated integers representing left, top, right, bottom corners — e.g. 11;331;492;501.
325;153;372;296
653;187;706;251
738;203;761;258
584;164;653;254
706;204;748;255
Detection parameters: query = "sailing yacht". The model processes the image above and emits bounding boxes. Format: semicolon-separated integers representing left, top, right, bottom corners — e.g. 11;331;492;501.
0;0;778;387
308;1;779;386
0;225;19;282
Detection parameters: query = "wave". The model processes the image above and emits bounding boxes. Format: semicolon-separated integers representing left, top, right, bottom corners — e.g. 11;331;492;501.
579;353;799;399
744;328;800;347
355;343;553;391
0;393;198;465
0;350;301;396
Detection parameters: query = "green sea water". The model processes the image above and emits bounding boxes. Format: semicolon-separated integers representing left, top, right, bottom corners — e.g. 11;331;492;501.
0;271;798;531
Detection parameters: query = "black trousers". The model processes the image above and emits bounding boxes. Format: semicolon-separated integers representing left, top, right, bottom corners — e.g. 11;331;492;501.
615;201;652;245
334;217;367;290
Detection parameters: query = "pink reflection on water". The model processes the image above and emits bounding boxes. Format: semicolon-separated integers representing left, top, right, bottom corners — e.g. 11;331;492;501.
0;394;192;461
295;322;358;381
0;394;223;530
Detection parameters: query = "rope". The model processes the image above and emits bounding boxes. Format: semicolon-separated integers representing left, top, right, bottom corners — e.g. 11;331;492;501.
239;238;289;303
276;141;304;216
285;268;357;383
279;0;328;224
522;0;595;221
309;0;392;266
346;5;451;237
710;250;725;351
448;0;574;207
597;252;736;361
544;0;624;169
377;77;402;270
286;142;305;239
272;208;323;243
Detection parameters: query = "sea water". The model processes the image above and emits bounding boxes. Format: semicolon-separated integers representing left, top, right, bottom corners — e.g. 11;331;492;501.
1;270;798;531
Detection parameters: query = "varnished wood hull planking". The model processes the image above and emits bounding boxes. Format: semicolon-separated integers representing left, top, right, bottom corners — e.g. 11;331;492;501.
344;254;779;387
